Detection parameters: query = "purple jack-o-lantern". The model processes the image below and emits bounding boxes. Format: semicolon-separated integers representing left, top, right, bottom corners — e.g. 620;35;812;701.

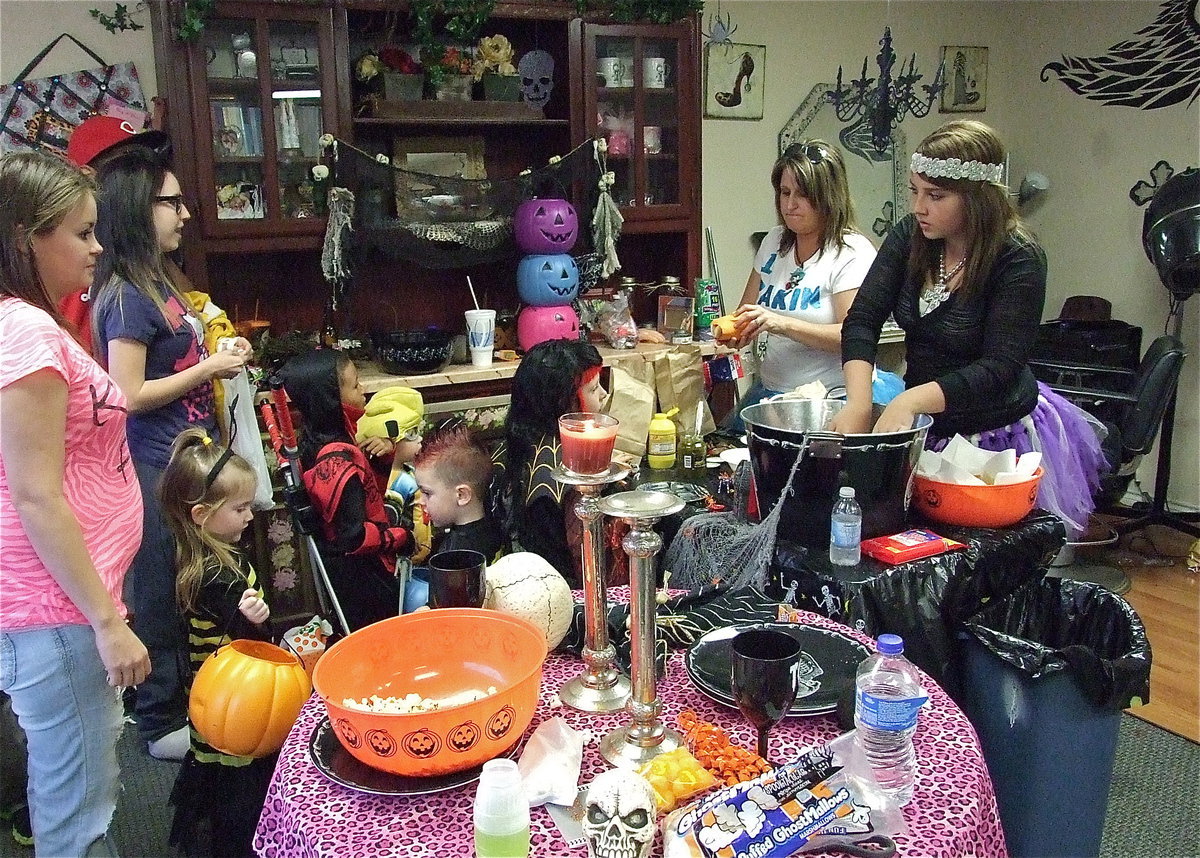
517;305;579;352
514;198;579;254
517;253;580;306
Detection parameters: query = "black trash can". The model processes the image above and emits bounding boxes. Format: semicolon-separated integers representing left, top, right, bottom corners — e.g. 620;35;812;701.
956;577;1151;858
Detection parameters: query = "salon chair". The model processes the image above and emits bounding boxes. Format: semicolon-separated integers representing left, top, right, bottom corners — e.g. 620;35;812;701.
1031;335;1188;593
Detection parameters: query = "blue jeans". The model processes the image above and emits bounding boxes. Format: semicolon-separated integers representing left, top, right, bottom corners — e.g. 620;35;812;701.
128;459;187;742
721;379;782;435
0;624;123;857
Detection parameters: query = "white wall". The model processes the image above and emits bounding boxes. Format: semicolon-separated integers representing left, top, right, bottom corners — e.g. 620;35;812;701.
702;0;1199;512
1;1;157;99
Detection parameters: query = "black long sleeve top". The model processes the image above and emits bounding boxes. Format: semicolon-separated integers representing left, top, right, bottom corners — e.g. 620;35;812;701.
842;215;1048;436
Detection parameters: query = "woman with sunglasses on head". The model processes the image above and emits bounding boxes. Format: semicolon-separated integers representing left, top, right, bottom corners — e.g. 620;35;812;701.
1;150;150;856
724;141;878;426
90;146;249;761
832;120;1105;536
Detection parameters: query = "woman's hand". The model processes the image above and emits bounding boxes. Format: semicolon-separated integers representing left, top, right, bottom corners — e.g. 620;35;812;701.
202;348;247;381
872;399;919;434
728;304;774;349
237;588;270;625
827;401;872;434
360;436;395;458
94;619;151;687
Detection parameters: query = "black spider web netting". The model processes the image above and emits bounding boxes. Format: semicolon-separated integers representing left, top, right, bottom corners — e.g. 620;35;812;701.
328;137;603;271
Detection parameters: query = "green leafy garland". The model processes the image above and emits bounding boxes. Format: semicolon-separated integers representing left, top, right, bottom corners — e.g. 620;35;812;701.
89;2;145;33
576;0;704;24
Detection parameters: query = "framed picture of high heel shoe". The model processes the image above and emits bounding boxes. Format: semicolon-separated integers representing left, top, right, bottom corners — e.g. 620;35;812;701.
939;46;988;113
704;43;766;120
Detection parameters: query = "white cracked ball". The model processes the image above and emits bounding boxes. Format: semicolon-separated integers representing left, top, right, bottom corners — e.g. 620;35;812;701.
483;552;574;651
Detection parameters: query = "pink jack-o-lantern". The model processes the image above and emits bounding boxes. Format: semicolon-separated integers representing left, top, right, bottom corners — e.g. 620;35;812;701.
517;253;580;306
517;305;580;352
514;198;579;254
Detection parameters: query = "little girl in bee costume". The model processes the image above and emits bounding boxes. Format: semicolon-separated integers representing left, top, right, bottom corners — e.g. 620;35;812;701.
279;349;414;630
159;428;273;858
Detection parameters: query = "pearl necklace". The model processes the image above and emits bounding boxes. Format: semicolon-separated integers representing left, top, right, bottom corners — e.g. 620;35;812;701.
921;250;965;314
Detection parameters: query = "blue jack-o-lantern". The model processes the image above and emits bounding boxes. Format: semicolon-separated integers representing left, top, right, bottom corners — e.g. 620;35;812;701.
517;253;580;306
514;198;579;254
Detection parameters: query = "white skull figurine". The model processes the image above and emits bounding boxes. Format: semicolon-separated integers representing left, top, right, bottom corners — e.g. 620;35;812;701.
519;50;555;108
582;769;656;858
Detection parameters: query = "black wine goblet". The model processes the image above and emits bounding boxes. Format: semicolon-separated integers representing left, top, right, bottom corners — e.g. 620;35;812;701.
730;629;802;761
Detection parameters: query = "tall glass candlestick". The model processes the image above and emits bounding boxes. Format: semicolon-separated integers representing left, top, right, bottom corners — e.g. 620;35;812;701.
554;463;632;712
597;490;685;767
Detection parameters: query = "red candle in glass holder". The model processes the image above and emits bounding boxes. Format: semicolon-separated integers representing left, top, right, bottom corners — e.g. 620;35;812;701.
558;413;619;476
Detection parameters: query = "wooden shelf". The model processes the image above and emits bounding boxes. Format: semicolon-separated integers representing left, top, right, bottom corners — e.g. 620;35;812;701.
363;100;563;124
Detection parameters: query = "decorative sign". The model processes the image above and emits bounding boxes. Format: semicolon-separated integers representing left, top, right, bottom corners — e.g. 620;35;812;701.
939;46;988;113
1042;0;1200;109
704;43;765;121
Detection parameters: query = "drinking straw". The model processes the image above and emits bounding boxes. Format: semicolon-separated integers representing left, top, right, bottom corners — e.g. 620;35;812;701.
466;276;481;311
695;398;704;435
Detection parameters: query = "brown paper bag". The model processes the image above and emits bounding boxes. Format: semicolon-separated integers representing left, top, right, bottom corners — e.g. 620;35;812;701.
605;358;656;457
653;346;716;436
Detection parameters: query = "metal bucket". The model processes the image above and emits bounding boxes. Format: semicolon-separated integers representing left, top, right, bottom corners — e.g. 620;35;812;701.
742;399;931;550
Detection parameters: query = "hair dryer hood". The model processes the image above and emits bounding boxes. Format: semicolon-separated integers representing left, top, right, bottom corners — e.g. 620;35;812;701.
1143;167;1200;301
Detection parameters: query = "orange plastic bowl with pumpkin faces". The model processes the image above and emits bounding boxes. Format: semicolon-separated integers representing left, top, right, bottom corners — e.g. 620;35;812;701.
312;609;545;777
912;468;1043;529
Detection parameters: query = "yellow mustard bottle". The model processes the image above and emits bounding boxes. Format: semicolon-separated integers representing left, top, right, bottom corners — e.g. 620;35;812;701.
647;407;679;470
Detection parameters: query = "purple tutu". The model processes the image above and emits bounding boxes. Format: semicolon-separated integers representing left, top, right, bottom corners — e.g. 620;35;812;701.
926;383;1108;536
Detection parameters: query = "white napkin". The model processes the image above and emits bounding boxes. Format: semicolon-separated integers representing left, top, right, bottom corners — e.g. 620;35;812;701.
517;717;584;807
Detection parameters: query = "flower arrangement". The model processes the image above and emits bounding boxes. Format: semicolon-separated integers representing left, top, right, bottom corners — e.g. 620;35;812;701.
471;34;516;81
354;45;422;83
423;45;473;85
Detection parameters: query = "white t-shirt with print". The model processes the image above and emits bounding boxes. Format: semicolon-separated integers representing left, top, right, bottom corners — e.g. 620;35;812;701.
753;226;877;392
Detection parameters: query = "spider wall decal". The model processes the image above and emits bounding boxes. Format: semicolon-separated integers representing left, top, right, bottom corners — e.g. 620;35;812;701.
703;1;737;48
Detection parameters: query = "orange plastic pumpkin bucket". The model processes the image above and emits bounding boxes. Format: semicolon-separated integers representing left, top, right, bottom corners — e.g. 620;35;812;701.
188;639;313;758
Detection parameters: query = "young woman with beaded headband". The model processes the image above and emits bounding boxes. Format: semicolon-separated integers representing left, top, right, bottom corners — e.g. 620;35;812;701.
835;120;1106;536
723;140;877;427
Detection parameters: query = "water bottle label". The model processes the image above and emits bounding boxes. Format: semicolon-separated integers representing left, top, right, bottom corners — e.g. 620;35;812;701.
831;520;860;548
856;691;927;730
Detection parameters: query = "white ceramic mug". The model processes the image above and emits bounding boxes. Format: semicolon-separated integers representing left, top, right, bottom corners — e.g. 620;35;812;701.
643;126;662;154
597;57;632;88
464;309;496;366
643;57;669;88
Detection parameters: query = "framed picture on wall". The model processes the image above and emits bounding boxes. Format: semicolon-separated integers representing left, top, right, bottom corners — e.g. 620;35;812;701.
704;43;766;120
939;46;988;113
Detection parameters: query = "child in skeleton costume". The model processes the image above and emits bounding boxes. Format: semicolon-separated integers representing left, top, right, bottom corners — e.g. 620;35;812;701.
279;349;411;631
159;429;273;858
498;339;610;586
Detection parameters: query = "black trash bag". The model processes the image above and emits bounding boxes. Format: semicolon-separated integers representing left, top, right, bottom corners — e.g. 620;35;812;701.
962;577;1151;710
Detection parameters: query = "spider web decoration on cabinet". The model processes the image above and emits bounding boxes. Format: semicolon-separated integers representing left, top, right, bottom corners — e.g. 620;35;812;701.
326;138;601;270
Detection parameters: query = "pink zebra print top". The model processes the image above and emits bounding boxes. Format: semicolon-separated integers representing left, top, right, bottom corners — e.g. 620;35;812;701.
0;298;142;630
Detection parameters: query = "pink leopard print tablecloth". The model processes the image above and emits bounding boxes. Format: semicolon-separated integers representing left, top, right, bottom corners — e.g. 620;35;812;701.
254;609;1007;857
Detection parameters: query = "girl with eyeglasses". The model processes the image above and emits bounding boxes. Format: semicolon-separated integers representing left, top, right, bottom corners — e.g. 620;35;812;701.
89;146;250;761
724;140;878;426
833;120;1105;536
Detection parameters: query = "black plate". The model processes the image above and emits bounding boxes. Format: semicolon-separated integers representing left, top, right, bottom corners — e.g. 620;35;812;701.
684;623;870;716
309;717;508;796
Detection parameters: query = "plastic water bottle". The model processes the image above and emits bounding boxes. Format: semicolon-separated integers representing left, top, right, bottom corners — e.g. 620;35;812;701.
829;486;862;565
473;758;530;857
854;633;928;806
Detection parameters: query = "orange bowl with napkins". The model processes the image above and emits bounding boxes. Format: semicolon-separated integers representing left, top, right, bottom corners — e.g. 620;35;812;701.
912;468;1044;528
312;609;545;777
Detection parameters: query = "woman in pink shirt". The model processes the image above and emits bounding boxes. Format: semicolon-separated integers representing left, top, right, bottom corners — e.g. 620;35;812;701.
0;151;149;857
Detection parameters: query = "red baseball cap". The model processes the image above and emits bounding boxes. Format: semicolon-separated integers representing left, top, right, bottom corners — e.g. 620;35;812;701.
66;115;171;168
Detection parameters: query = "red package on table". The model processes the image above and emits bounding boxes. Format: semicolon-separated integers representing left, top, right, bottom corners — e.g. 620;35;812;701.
861;528;967;564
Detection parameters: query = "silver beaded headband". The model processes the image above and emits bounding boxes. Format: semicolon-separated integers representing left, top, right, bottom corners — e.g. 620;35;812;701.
910;152;1005;184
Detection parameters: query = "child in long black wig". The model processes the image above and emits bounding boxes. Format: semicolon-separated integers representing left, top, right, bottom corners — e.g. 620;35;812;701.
278;348;411;630
159;428;273;858
499;339;607;585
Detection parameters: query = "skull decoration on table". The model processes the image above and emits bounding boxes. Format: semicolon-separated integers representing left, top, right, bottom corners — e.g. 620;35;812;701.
518;49;555;109
582;768;657;858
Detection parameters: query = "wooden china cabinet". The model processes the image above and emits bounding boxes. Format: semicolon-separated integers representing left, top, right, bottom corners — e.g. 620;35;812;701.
149;0;701;332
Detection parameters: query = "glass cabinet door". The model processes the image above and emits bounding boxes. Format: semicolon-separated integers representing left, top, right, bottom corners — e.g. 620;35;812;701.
193;6;333;237
585;24;694;219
